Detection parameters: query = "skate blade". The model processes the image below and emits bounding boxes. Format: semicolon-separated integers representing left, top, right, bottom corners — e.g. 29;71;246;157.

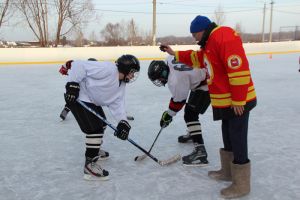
97;156;109;161
83;174;109;181
182;162;209;167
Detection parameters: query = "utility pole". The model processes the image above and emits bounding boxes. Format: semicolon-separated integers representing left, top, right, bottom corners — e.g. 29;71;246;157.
152;0;157;46
269;0;274;42
261;2;266;42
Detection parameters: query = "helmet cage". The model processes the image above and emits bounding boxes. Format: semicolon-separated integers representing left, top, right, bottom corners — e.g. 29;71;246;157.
125;69;139;83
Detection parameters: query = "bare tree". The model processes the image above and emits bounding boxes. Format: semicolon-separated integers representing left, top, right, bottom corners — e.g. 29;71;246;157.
100;22;126;46
89;30;97;45
214;5;226;25
52;0;94;47
141;29;153;45
15;0;49;46
235;23;243;34
74;29;84;47
0;0;12;29
127;18;140;45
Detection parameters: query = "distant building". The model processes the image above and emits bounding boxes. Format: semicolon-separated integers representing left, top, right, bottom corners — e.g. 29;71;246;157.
6;41;17;47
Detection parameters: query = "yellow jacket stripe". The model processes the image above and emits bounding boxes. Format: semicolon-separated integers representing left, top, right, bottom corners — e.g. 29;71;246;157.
210;89;256;107
228;71;250;78
229;76;251;86
190;51;200;67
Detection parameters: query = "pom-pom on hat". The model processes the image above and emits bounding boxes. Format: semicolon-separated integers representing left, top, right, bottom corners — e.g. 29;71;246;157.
190;15;211;33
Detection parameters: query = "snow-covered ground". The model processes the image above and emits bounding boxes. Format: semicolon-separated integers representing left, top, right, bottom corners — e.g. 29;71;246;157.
0;54;300;200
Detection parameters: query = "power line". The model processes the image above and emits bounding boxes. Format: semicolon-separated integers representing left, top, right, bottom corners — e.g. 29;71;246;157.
274;9;300;14
92;8;262;15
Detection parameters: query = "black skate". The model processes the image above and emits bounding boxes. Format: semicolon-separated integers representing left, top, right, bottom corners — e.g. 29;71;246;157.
182;145;209;166
84;156;109;181
178;131;192;143
59;107;70;120
98;149;109;160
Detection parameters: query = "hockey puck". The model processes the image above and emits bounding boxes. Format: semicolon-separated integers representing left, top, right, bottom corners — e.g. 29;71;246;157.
127;116;134;120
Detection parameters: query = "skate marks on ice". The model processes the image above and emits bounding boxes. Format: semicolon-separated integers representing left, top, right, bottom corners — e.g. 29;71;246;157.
1;55;300;199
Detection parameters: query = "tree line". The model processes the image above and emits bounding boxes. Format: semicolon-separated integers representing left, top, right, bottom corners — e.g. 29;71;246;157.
1;1;299;47
0;0;155;47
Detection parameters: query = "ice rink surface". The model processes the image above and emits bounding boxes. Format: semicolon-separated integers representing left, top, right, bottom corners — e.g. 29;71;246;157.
0;54;300;200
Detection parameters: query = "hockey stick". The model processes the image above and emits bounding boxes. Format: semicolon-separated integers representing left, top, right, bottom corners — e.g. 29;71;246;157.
134;127;164;161
77;100;181;166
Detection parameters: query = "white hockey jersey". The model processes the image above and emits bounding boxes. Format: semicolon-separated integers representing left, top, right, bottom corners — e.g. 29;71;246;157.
166;55;208;103
67;60;127;122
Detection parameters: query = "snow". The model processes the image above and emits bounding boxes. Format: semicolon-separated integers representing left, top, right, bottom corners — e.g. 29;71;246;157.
0;54;300;200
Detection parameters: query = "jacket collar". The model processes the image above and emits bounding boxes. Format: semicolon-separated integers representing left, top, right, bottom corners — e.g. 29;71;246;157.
197;22;218;49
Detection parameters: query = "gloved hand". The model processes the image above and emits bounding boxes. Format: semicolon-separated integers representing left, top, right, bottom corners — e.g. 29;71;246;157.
159;45;168;52
65;60;73;69
160;111;173;128
114;120;131;140
59;60;73;75
64;82;80;103
59;66;68;75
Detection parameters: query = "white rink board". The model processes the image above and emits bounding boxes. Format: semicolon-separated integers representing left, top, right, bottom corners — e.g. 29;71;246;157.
0;41;300;63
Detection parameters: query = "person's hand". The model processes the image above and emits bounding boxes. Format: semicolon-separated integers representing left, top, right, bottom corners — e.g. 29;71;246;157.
115;120;131;140
59;66;68;75
160;111;173;127
59;60;73;75
65;60;73;69
159;44;175;56
64;82;80;103
231;105;244;116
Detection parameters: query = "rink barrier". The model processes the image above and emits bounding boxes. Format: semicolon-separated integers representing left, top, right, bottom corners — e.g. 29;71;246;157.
1;50;300;66
0;41;300;65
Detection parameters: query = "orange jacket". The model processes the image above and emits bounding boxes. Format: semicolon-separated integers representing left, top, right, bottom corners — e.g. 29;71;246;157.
175;26;256;108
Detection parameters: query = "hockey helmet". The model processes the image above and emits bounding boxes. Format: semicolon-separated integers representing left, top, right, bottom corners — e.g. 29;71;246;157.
148;60;169;87
88;58;97;61
116;54;140;83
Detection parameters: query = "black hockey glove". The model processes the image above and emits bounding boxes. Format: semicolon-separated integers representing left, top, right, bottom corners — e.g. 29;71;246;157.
64;82;80;103
114;120;131;140
159;45;168;52
160;111;173;128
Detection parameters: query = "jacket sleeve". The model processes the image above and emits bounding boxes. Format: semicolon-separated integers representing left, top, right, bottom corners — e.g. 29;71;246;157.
67;61;87;83
174;50;205;68
220;30;251;105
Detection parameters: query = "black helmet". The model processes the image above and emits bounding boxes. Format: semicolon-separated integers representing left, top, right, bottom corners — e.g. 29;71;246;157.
148;60;169;87
116;54;140;83
116;54;140;74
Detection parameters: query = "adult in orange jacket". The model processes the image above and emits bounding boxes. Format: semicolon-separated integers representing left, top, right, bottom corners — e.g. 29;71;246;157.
161;15;257;199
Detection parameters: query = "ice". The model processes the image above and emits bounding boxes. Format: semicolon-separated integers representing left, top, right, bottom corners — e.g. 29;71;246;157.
0;54;300;200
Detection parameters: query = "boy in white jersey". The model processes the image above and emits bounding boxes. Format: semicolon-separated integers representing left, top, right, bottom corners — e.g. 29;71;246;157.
63;55;140;180
148;55;210;166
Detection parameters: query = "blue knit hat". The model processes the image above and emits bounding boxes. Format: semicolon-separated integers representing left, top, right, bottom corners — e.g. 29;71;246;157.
190;15;211;33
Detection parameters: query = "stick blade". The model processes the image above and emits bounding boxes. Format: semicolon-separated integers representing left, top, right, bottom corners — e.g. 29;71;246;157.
158;154;181;166
134;154;147;161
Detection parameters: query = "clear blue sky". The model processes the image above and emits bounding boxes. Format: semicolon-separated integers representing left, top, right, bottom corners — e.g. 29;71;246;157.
1;0;300;41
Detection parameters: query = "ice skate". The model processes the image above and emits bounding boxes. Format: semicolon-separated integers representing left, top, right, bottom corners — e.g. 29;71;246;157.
182;145;208;166
178;130;193;143
84;156;109;181
98;149;109;160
